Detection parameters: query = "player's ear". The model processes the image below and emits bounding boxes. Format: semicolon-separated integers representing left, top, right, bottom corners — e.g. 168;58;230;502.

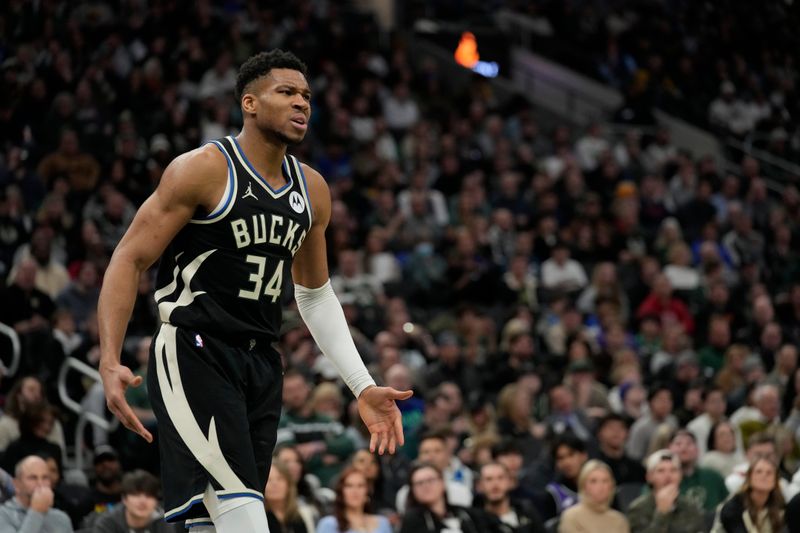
241;93;257;116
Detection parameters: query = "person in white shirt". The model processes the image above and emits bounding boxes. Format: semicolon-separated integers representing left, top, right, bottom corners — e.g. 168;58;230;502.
540;242;588;293
394;431;472;513
725;432;799;501
687;387;728;455
729;383;780;430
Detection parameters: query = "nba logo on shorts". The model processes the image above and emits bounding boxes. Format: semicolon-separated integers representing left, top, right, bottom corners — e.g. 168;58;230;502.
289;191;305;214
194;334;204;348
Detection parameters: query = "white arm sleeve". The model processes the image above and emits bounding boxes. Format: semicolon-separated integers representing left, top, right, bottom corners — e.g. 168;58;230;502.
294;280;376;397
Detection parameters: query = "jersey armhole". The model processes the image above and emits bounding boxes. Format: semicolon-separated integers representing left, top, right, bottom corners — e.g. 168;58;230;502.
292;156;314;227
190;141;237;225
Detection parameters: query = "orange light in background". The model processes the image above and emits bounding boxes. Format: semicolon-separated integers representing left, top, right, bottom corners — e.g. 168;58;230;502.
454;32;480;68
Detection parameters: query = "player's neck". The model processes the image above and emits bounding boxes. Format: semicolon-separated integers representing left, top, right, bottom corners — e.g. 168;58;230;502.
236;127;287;179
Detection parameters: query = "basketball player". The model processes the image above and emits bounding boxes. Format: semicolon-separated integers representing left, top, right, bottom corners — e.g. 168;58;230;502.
97;50;412;532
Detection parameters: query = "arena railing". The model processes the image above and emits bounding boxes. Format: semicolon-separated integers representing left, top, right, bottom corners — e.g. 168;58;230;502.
58;357;119;471
0;322;20;379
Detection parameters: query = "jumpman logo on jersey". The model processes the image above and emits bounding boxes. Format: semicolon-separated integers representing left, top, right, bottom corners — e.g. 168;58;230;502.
241;182;258;201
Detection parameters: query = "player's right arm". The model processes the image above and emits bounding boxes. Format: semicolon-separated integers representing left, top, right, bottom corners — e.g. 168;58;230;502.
98;145;226;442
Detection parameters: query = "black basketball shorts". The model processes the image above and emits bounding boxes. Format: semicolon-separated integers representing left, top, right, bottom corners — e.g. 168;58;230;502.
146;323;283;523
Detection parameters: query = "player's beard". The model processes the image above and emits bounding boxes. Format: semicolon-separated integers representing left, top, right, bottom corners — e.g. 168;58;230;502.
264;124;303;146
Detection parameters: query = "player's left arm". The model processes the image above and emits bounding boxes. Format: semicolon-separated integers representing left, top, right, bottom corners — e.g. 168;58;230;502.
292;164;412;455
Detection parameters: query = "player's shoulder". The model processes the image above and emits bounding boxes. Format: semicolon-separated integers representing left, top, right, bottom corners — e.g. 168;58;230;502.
167;143;227;179
297;161;328;191
158;143;227;194
297;161;331;216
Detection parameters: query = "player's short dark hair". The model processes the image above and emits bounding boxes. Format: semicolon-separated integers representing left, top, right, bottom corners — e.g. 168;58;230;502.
121;469;161;498
236;49;308;100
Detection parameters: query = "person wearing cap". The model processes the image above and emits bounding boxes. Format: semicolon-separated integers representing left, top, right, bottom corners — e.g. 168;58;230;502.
79;445;123;529
0;455;73;533
626;449;705;533
668;429;728;512
594;413;645;485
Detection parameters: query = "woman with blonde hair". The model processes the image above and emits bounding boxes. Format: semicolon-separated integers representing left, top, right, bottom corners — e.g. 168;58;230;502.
559;460;629;532
711;458;785;532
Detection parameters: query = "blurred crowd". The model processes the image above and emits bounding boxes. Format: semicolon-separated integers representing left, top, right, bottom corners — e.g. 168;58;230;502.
1;0;800;532
505;0;800;161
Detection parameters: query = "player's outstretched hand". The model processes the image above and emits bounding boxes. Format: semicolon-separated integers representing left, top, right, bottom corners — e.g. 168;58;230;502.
358;385;413;455
100;363;153;443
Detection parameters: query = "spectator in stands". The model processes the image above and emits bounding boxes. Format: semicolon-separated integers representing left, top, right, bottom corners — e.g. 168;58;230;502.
539;433;587;521
545;386;592;444
711;458;785;533
36;128;100;193
55;260;99;328
636;274;694;335
277;370;356;487
316;467;392;533
687;388;728;455
725;433;797;501
479;461;545;533
627;450;705;532
0;403;63;475
91;469;178;532
668;429;728;512
559;460;629;533
700;421;745;479
494;383;544;465
10;225;70;299
0;455;73;532
730;384;781;439
626;384;678;462
540;242;588;295
83;445;124;527
594;413;645;485
264;460;309;533
0;258;54;347
395;431;473;513
0;376;65;452
398;462;496;533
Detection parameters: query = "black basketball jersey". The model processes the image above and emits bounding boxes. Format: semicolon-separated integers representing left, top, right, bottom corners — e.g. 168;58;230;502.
153;136;313;342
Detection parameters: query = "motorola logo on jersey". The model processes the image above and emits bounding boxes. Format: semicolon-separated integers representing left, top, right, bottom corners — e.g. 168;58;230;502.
289;191;305;214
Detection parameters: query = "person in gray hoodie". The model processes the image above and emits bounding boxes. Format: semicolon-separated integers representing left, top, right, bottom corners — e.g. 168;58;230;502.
0;455;73;533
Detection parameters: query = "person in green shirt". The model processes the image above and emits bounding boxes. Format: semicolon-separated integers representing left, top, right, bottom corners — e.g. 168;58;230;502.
668;429;728;511
277;370;356;486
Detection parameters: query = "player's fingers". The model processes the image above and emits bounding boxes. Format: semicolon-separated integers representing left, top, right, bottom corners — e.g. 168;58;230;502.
129;375;143;388
378;431;387;455
369;431;378;454
110;396;152;443
387;388;413;400
387;432;397;455
393;413;405;447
